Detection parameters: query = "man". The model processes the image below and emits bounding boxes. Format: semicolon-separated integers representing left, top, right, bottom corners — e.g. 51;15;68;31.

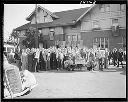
108;50;112;65
117;48;124;68
112;48;118;66
104;48;109;69
34;48;40;72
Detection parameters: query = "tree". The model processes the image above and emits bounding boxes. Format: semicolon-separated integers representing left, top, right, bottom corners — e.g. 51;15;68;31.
22;28;36;49
11;30;19;45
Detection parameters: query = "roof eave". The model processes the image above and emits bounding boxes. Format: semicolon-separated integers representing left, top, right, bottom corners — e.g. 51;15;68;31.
76;3;96;23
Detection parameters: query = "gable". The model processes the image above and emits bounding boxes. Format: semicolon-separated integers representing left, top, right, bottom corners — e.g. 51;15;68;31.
31;8;53;24
26;5;59;24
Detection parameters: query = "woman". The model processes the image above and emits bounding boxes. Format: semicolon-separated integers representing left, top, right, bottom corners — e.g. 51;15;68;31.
21;49;28;70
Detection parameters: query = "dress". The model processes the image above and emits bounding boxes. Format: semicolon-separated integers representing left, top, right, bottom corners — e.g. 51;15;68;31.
21;53;28;70
28;52;34;72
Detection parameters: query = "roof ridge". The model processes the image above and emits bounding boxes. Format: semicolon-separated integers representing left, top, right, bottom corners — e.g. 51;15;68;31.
53;7;90;14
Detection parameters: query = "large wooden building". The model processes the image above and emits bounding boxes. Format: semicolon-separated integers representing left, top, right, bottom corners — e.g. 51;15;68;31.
15;4;126;50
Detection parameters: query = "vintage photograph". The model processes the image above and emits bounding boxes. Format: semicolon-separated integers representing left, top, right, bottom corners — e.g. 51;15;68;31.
3;4;126;99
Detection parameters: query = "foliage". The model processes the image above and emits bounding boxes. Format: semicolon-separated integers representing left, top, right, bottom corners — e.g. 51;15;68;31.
11;30;19;38
22;29;36;49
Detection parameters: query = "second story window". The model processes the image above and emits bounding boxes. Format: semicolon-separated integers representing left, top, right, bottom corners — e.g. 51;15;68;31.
67;35;72;41
105;4;110;12
112;18;118;25
100;4;105;12
72;35;77;41
93;21;99;28
120;4;125;11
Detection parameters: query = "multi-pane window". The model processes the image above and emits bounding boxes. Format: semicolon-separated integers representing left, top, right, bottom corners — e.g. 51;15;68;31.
122;37;126;48
72;35;77;41
105;4;110;12
112;18;119;27
93;37;109;49
120;4;125;11
67;35;81;41
100;4;105;12
67;35;72;41
93;21;99;28
77;35;81;41
105;38;109;48
112;19;118;24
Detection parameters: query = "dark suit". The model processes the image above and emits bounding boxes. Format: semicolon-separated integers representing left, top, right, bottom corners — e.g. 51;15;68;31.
50;52;57;70
112;51;118;66
117;51;123;67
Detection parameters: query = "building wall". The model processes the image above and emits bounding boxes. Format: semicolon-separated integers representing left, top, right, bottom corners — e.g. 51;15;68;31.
64;21;81;41
81;4;126;31
31;8;53;24
18;4;126;50
81;29;126;50
80;4;126;50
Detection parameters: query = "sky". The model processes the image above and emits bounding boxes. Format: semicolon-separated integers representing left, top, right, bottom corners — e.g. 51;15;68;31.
4;4;92;41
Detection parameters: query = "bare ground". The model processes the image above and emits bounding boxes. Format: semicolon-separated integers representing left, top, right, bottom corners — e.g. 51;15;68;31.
15;65;126;98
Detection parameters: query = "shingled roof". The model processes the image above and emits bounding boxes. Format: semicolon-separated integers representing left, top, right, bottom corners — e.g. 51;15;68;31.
15;7;90;31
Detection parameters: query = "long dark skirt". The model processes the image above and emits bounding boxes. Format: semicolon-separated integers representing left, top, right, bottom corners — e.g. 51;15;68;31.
47;60;50;70
50;60;57;70
28;54;33;72
39;59;46;71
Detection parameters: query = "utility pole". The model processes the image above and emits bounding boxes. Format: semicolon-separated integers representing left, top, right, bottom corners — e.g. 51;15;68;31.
35;4;39;48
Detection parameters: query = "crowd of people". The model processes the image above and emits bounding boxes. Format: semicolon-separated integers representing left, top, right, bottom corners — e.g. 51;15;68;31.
4;46;126;72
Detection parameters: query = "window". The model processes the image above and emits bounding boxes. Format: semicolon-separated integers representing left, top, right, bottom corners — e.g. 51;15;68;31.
112;18;118;25
67;35;72;41
93;21;99;28
105;38;109;48
100;4;105;12
106;4;110;12
72;35;77;41
120;4;125;11
93;37;109;49
77;35;81;40
122;37;126;48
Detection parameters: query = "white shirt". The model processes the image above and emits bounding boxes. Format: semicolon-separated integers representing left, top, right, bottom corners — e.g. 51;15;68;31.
35;50;40;59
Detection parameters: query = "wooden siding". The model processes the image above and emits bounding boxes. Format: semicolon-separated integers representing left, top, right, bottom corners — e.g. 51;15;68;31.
41;28;49;35
55;27;63;35
31;8;53;24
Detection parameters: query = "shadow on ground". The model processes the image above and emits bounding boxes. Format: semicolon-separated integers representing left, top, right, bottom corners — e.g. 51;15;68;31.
101;66;126;74
38;69;89;73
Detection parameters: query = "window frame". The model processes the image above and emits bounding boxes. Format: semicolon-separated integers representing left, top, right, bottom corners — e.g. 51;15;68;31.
120;4;125;11
105;4;110;12
100;4;105;12
93;20;100;28
72;35;77;41
112;18;118;25
93;37;109;49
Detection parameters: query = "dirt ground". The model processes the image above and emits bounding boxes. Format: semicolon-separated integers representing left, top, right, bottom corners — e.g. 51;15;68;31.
14;65;126;99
